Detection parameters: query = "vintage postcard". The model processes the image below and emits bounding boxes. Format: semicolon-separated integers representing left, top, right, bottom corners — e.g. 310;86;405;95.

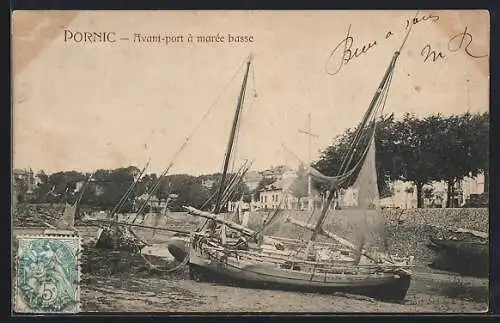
12;10;489;313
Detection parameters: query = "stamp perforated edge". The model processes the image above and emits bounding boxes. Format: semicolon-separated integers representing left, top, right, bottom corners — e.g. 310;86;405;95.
13;233;83;314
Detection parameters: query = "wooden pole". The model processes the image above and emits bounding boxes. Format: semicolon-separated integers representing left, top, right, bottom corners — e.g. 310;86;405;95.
285;216;389;264
184;206;255;236
82;218;192;235
213;57;252;215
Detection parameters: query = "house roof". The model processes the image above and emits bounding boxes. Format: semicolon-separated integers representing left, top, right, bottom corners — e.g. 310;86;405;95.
259;165;293;177
261;174;297;192
262;181;283;191
244;170;263;183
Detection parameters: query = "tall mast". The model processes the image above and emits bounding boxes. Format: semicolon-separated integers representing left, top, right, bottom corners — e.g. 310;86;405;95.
213;56;253;214
307;51;400;245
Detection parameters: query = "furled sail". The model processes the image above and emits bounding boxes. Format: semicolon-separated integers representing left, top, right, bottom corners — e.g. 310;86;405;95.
283;51;399;262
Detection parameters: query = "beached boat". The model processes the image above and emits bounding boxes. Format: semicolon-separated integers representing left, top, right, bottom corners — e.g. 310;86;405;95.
427;229;488;278
178;41;415;302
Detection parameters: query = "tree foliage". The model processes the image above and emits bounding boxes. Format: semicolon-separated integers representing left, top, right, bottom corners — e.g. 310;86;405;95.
85;167;138;211
432;112;489;207
164;174;210;211
314;112;489;208
14;112;488;210
289;163;309;203
313;114;396;198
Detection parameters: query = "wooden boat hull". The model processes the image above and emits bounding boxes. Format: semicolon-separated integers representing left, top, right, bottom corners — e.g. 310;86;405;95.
188;245;411;302
427;237;488;278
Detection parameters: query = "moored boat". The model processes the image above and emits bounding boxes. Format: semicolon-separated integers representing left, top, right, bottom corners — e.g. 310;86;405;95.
166;17;422;301
427;233;488;278
181;47;415;301
187;228;412;301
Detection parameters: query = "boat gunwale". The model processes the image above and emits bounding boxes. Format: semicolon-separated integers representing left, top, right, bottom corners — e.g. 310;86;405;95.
194;237;414;269
190;248;410;286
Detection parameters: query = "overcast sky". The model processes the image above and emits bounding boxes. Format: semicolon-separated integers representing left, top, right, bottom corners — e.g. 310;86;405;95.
12;10;489;175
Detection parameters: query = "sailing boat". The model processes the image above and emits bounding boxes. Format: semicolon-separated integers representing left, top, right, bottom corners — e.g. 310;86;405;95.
175;47;414;302
90;161;153;252
167;160;254;261
53;172;94;231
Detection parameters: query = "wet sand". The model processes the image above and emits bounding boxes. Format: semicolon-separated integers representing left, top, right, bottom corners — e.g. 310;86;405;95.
80;267;488;313
76;241;488;313
12;217;489;313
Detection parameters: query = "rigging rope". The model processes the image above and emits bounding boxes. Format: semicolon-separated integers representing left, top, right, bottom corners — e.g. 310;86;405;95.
129;58;249;224
282;52;397;262
104;57;250;270
198;160;251;232
111;159;151;220
75;172;94;207
399;10;420;54
167;11;418;269
231;73;258;172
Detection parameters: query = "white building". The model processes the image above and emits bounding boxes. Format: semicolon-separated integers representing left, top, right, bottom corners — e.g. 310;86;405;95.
259;183;299;210
255;165;322;211
462;173;486;200
379;172;486;209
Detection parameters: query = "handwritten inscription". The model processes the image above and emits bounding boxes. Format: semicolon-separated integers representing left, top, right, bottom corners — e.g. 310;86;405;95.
325;13;487;74
448;26;488;59
420;26;488;64
421;44;446;63
404;14;440;30
325;25;378;76
326;13;440;76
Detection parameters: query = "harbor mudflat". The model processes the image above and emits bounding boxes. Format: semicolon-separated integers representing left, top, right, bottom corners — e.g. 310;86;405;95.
79;266;487;312
12;209;489;313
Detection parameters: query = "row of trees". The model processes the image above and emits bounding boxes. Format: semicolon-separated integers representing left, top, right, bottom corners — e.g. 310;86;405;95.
14;112;488;210
314;112;489;208
15;167;250;212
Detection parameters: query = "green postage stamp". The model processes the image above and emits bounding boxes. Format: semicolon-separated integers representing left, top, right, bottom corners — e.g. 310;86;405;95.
14;235;81;313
